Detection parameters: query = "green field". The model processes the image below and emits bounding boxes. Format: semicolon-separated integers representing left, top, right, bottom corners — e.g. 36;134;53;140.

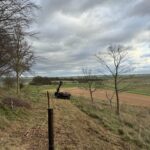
44;75;150;96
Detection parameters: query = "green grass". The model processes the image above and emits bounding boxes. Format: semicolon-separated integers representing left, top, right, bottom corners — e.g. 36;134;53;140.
0;106;28;120
0;85;39;130
126;85;150;96
0;104;29;130
101;80;150;96
71;96;150;149
23;75;150;97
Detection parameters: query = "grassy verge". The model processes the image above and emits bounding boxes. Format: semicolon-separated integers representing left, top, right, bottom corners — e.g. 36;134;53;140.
0;85;45;130
71;96;150;149
0;85;49;149
0;106;29;129
0;92;30;131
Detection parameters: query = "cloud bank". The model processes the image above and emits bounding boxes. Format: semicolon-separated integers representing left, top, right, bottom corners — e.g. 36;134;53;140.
31;0;150;76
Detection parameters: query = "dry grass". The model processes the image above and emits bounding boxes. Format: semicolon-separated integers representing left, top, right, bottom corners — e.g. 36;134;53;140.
54;100;130;150
71;96;150;149
0;85;150;150
1;97;31;109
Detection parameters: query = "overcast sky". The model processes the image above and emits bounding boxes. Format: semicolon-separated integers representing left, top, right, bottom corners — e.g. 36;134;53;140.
30;0;150;77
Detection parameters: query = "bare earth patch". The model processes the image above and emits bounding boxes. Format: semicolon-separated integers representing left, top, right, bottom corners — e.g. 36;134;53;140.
62;88;150;107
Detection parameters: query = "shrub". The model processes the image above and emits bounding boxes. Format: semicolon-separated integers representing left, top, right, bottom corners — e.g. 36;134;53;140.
30;76;52;85
2;97;31;109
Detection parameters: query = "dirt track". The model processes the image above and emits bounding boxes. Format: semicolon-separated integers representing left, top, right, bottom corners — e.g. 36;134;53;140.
62;88;150;107
54;100;132;150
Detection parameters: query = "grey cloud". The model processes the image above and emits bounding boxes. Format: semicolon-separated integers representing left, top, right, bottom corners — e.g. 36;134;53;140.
142;54;150;58
41;0;106;15
33;41;66;54
31;0;150;76
129;0;150;17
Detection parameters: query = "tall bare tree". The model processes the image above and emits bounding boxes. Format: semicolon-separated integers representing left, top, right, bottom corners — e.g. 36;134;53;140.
10;24;35;94
0;0;38;77
96;45;132;115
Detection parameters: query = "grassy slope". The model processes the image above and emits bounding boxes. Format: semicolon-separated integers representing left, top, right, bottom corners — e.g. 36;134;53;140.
54;100;129;150
71;96;150;150
0;86;48;149
0;86;124;149
0;84;150;149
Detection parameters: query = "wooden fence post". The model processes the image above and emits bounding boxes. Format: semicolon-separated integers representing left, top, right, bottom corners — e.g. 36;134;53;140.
47;91;54;150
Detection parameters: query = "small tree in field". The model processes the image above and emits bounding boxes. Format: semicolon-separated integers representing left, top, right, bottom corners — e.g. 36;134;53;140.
96;45;132;115
10;25;35;94
82;68;99;103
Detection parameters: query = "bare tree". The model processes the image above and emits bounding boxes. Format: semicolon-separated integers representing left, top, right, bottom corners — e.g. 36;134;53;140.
0;0;38;29
105;91;115;109
96;45;132;115
10;24;35;94
82;68;99;103
0;0;38;77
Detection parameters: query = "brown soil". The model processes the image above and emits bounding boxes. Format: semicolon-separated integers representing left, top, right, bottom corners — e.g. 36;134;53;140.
62;88;150;107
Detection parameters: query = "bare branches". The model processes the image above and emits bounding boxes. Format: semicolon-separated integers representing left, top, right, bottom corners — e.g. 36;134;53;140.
0;0;38;77
0;0;38;28
9;24;35;94
0;28;14;76
96;45;132;115
106;91;115;108
82;68;101;103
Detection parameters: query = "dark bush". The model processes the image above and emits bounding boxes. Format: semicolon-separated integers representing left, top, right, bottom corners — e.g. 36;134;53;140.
30;76;52;85
2;97;31;109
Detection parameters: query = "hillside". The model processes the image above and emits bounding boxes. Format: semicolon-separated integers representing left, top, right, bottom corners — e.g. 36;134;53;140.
0;95;128;149
0;86;150;149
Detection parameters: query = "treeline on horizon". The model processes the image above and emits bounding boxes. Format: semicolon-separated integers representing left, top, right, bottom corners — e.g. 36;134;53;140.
29;74;150;85
30;75;103;85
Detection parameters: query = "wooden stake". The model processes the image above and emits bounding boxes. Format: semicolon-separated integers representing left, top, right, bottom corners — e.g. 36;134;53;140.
47;91;54;150
47;91;50;108
48;108;54;150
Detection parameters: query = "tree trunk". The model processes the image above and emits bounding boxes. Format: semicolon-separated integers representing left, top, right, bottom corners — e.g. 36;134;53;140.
115;78;120;115
16;71;20;94
115;88;120;115
89;89;94;103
